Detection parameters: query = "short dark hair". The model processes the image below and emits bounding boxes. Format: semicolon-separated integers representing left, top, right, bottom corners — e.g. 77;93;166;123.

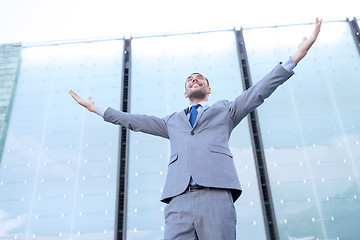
185;73;210;89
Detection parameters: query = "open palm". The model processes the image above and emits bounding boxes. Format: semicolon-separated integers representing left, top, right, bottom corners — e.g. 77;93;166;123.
69;90;97;113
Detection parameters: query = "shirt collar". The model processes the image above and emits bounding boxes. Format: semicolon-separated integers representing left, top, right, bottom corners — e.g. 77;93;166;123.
189;100;209;108
186;101;209;114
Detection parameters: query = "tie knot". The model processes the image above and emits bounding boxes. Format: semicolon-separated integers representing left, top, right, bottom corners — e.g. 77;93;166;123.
191;104;201;111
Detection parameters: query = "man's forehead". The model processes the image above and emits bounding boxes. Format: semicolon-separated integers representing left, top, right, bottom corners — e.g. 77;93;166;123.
187;73;205;80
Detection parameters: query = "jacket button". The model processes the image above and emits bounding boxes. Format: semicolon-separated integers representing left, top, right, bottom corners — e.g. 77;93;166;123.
190;131;194;135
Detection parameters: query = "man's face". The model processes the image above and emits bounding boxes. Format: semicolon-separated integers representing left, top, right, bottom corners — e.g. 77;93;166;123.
184;74;211;101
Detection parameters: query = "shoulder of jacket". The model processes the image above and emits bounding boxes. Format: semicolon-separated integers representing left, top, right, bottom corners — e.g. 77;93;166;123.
163;111;178;121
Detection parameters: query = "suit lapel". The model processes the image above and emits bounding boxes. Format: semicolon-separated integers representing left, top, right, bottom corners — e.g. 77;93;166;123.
182;105;210;129
182;108;192;128
193;105;210;128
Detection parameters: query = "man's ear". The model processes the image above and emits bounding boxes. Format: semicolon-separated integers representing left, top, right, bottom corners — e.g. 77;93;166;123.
184;91;188;98
207;87;212;95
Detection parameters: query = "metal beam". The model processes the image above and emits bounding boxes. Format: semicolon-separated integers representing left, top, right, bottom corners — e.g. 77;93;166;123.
115;38;132;240
347;18;360;55
234;28;279;240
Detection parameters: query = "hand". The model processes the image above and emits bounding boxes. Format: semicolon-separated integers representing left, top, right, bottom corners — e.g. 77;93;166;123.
292;17;322;64
69;90;97;113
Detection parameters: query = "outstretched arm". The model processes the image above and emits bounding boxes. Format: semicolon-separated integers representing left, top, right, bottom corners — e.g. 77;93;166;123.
291;17;322;64
228;19;322;126
69;90;97;113
69;90;170;138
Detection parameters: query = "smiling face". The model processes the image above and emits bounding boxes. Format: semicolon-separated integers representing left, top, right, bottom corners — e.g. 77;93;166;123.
184;73;211;103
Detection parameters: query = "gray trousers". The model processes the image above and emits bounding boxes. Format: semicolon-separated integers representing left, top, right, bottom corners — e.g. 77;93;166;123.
163;188;237;240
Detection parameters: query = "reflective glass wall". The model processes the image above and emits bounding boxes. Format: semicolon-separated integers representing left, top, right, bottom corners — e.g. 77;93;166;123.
0;19;359;240
127;31;266;239
0;41;123;239
244;21;360;239
0;44;22;162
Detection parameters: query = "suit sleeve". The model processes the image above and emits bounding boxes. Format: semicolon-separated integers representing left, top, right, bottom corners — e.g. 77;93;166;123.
103;107;170;139
226;63;294;127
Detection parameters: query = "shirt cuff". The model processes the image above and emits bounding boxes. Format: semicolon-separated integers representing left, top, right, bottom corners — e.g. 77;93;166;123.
96;105;108;118
281;57;296;72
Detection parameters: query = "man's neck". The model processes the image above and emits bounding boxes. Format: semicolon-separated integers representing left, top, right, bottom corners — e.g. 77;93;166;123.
189;98;208;106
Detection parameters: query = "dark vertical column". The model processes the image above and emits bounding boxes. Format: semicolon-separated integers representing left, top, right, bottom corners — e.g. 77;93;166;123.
347;18;360;55
0;43;22;163
115;38;131;240
234;29;279;240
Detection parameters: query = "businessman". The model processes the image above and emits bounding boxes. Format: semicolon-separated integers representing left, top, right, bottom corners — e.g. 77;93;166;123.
70;18;322;240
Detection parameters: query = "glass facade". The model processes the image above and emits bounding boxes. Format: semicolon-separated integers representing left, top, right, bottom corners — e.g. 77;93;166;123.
0;20;359;240
0;41;123;239
127;31;266;239
0;44;22;163
244;21;360;239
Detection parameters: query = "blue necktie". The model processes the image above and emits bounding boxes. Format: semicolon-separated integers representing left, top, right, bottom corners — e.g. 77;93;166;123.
189;104;201;127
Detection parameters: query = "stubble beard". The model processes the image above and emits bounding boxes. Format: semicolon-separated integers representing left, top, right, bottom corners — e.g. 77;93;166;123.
188;89;208;102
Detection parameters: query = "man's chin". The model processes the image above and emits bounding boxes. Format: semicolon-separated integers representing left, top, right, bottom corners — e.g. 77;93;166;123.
188;91;207;101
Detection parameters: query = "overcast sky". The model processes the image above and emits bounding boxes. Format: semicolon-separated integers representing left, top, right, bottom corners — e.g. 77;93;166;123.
0;0;359;44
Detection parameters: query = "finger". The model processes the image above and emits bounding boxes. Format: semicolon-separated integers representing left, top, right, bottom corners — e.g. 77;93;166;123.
317;19;323;28
69;90;78;99
69;90;82;103
70;92;79;100
310;20;321;40
315;18;322;30
69;90;78;97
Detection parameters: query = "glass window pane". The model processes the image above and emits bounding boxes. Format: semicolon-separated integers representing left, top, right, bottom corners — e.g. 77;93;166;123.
0;40;123;239
244;21;360;239
127;31;266;239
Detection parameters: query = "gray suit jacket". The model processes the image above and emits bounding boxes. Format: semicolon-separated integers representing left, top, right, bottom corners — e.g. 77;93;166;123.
104;64;293;203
